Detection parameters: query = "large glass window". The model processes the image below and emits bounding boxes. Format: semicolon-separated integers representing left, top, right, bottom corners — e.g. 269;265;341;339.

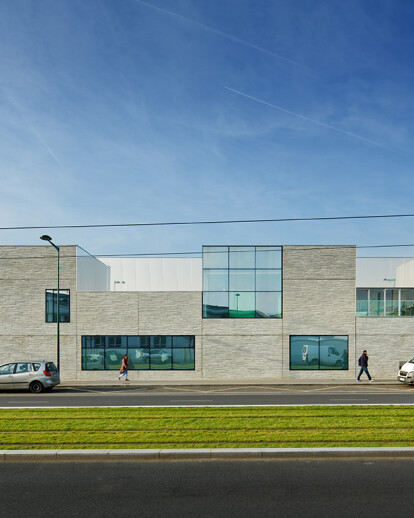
357;288;414;317
82;335;195;370
203;246;282;318
45;290;70;323
290;336;348;370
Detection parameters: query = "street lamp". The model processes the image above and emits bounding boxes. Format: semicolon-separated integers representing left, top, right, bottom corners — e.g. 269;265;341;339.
40;235;60;370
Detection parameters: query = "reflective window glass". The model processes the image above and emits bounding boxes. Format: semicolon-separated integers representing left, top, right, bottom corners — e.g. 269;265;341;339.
105;348;126;370
290;336;348;370
149;348;172;369
229;270;255;291
401;289;414;316
386;289;399;316
127;336;149;348
369;289;384;316
356;289;369;316
202;245;283;318
290;336;319;370
0;363;15;375
319;337;348;370
203;292;229;318
256;292;282;318
229;292;255;318
172;336;195;348
106;336;126;348
82;348;104;370
256;247;281;269
172;348;195;369
256;270;281;291
202;247;228;268
45;290;70;323
203;270;228;291
128;349;150;369
82;335;194;370
150;336;172;348
15;363;32;373
229;247;255;268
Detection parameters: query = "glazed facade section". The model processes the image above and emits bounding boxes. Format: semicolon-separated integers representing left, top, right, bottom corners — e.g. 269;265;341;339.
202;246;282;318
357;288;414;317
82;335;195;370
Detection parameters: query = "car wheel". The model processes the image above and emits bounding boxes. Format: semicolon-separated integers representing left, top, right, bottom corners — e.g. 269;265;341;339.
29;381;44;393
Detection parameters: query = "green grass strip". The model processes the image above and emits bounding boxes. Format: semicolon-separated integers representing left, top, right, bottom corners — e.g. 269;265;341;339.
0;406;413;450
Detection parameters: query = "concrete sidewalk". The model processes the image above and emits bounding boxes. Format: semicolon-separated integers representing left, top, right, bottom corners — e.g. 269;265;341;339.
58;379;400;388
1;447;414;461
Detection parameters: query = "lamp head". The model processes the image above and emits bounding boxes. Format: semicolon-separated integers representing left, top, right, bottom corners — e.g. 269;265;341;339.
40;235;52;242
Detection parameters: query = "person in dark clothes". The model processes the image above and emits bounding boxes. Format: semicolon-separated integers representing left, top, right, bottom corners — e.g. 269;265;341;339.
357;350;373;382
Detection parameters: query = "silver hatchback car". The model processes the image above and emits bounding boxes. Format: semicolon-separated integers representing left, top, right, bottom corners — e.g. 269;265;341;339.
0;361;60;393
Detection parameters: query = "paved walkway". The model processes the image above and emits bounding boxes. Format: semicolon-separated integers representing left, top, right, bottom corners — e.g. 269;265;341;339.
59;378;400;387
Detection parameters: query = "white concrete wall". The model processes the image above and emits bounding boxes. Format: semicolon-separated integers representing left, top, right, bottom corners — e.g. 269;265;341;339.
98;257;202;292
357;257;414;287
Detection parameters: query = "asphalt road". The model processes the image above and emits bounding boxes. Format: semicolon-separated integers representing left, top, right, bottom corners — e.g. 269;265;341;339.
0;383;413;407
2;459;414;518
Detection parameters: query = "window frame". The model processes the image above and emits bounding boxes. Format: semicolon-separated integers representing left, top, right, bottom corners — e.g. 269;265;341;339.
356;288;414;317
289;335;349;371
81;335;195;371
202;245;283;319
45;289;70;323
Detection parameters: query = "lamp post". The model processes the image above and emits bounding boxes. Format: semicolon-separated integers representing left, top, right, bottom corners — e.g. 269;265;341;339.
235;293;240;315
40;235;60;370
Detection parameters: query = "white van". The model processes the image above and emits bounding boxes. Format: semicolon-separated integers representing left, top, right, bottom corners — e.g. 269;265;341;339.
397;356;414;384
302;344;345;368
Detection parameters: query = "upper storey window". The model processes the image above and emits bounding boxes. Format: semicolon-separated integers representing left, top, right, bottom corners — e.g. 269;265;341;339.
202;246;282;318
357;288;414;317
45;289;70;323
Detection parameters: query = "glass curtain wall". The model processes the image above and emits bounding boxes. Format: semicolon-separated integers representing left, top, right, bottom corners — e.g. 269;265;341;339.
82;335;195;370
202;246;282;318
356;288;414;317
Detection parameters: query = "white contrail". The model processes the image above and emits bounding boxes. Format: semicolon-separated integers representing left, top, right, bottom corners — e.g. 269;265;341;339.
225;87;389;150
5;92;63;167
132;0;313;72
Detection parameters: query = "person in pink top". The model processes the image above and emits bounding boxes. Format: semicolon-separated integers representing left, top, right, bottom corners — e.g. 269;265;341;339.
118;354;129;381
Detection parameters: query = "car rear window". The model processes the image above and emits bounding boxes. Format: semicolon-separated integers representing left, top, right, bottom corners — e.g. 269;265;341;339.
45;362;57;372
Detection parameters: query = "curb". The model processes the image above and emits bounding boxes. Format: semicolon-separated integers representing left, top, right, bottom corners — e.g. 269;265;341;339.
1;447;414;461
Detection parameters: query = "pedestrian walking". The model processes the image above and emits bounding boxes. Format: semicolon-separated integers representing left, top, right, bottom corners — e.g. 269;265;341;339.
357;350;373;382
118;354;129;381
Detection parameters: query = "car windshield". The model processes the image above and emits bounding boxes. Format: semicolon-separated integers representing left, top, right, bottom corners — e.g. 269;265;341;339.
45;362;58;372
409;357;414;364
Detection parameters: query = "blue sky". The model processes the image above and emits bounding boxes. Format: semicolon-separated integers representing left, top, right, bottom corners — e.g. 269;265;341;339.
1;0;413;257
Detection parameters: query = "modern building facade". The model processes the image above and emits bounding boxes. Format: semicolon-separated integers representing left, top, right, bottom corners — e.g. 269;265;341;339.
1;243;413;382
